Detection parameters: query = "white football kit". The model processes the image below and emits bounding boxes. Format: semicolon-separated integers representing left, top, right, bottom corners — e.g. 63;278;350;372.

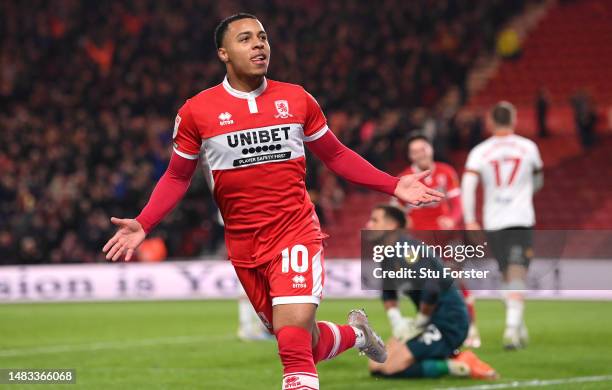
463;134;543;231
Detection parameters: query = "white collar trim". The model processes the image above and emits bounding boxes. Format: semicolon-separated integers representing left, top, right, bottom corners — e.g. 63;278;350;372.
222;76;267;99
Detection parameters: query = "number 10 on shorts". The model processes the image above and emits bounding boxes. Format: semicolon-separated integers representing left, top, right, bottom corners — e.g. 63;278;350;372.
281;244;309;273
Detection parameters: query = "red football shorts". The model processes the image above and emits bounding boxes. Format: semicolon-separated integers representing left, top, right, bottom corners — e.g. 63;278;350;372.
234;240;324;332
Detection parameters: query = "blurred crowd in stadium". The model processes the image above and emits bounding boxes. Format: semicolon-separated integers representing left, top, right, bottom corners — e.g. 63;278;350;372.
0;0;530;263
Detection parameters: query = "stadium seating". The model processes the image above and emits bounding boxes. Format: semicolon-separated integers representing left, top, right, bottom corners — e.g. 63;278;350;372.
534;134;612;229
464;0;612;230
469;0;612;134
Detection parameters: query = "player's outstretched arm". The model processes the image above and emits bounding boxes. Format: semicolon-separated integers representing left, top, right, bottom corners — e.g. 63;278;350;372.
102;152;197;261
306;131;444;206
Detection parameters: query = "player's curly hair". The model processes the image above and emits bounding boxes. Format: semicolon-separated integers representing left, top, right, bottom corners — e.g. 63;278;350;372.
214;13;258;49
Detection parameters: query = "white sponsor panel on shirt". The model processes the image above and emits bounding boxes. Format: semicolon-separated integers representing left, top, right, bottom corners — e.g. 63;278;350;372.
203;123;306;170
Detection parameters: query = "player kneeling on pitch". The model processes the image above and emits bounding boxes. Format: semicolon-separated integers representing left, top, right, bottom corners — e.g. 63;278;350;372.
365;205;498;380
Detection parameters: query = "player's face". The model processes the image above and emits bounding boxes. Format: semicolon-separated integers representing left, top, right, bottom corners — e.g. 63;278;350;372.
218;18;270;78
408;139;433;170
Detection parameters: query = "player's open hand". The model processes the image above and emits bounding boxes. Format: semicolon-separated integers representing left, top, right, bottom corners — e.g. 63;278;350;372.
102;217;146;262
394;170;444;206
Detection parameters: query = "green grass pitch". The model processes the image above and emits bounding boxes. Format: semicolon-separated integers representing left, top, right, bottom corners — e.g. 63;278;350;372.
1;299;611;389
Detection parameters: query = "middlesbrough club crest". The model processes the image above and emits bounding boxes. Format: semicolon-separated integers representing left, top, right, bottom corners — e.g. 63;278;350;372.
274;100;293;118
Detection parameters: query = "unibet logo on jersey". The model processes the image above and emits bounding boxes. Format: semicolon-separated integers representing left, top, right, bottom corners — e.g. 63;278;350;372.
225;126;292;167
205;124;304;169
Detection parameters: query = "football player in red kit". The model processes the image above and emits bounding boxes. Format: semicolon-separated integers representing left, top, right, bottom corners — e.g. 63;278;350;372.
392;135;481;348
393;135;462;230
102;14;443;389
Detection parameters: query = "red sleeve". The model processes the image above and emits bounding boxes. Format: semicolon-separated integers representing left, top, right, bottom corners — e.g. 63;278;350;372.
448;194;463;227
443;164;463;225
135;152;198;233
306;130;399;195
445;164;461;199
172;100;201;159
302;90;328;140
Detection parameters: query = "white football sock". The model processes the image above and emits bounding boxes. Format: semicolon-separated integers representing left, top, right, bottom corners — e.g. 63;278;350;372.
283;372;319;390
238;298;255;331
351;326;366;349
505;296;524;329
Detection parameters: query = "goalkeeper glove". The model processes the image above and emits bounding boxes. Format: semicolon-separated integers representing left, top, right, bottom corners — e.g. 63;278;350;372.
387;308;426;342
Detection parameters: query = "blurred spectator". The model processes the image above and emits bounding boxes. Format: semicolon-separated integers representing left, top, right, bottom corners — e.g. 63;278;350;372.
536;88;550;138
0;230;17;265
571;90;597;149
17;236;45;264
468;113;485;149
137;237;168;262
0;0;528;263
496;27;522;60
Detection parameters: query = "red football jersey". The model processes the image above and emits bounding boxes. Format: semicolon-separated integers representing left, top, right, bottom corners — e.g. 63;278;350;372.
172;77;328;267
395;162;461;230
